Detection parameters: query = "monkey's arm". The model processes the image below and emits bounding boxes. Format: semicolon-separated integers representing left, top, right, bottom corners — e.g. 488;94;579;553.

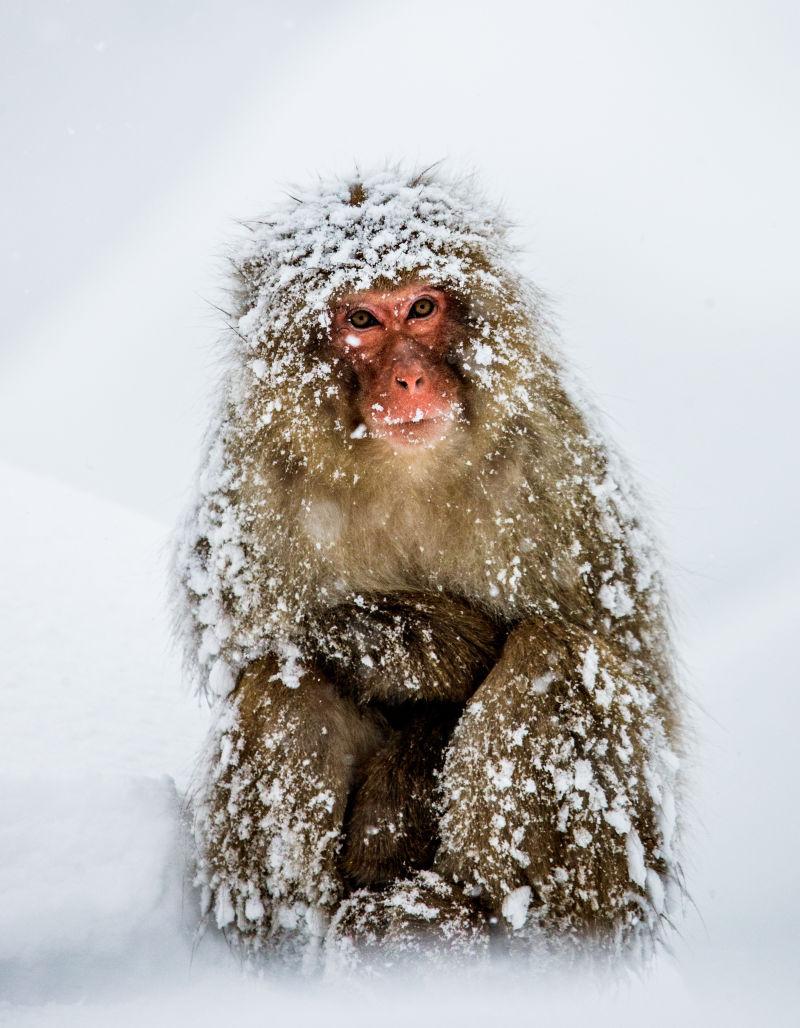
309;592;503;706
435;619;681;948
192;656;382;947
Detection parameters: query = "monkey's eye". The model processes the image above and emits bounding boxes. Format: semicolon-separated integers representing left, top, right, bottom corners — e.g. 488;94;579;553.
348;309;380;329
408;297;436;319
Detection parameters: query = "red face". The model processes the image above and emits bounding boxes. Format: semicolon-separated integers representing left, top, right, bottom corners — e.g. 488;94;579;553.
331;283;463;446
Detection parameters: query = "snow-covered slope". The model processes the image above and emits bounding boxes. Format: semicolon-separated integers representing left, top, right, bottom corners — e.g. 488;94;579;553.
0;777;193;1004
0;462;207;784
0;463;214;1006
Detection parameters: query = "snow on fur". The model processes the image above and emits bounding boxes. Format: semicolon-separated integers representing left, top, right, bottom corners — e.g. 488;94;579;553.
172;167;683;966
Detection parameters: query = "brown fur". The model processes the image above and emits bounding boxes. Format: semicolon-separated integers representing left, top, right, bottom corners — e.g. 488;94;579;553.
437;618;676;946
197;657;384;937
181;172;682;962
311;592;504;705
340;707;459;888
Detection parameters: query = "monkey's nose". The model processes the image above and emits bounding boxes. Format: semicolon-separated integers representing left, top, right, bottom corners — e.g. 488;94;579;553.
395;373;425;393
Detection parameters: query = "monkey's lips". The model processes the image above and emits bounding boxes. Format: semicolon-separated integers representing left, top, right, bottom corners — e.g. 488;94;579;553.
367;408;458;446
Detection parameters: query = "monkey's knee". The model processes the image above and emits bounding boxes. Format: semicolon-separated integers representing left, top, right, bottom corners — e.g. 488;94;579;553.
435;626;679;948
193;657;384;943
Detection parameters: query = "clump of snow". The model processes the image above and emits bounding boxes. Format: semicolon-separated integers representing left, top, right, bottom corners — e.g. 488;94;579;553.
502;886;532;929
625;830;648;889
581;644;599;691
473;341;495;365
273;640;305;689
207;657;235;697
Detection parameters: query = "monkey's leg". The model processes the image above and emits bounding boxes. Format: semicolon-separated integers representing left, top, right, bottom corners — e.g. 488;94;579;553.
436;621;681;953
339;706;459;888
192;656;383;950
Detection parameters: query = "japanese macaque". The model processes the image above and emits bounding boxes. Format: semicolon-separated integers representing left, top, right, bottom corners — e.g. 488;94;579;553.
173;170;684;971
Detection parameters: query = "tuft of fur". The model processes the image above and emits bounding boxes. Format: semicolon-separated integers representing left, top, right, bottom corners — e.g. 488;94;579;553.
173;167;684;967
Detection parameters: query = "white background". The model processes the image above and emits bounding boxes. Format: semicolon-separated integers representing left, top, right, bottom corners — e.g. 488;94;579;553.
1;1;798;1023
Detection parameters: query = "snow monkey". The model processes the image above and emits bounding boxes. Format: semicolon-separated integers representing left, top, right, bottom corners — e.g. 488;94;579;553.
173;169;684;970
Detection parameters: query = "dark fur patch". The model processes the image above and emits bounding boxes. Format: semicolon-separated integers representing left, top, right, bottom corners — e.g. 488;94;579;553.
310;591;505;706
340;705;460;887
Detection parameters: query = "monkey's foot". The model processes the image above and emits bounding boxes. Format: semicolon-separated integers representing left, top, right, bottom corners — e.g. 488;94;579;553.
323;871;489;978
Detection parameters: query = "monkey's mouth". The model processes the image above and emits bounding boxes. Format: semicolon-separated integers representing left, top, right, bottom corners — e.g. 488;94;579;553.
360;403;463;446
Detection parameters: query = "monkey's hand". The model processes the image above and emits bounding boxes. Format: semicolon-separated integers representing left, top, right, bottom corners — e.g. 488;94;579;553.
191;657;383;948
309;592;503;706
435;619;680;947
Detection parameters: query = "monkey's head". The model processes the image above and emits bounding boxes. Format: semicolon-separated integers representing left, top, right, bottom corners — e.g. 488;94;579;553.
227;169;550;477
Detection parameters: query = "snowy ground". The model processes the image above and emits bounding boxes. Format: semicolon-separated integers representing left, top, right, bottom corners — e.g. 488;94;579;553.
2;0;798;1024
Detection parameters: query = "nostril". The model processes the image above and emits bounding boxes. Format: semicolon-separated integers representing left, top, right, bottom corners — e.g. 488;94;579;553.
394;372;425;392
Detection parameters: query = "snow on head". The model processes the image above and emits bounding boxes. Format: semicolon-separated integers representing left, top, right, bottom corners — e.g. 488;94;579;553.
235;171;507;329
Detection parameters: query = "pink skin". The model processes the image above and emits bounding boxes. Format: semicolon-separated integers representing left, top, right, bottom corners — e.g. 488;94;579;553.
331;283;462;446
